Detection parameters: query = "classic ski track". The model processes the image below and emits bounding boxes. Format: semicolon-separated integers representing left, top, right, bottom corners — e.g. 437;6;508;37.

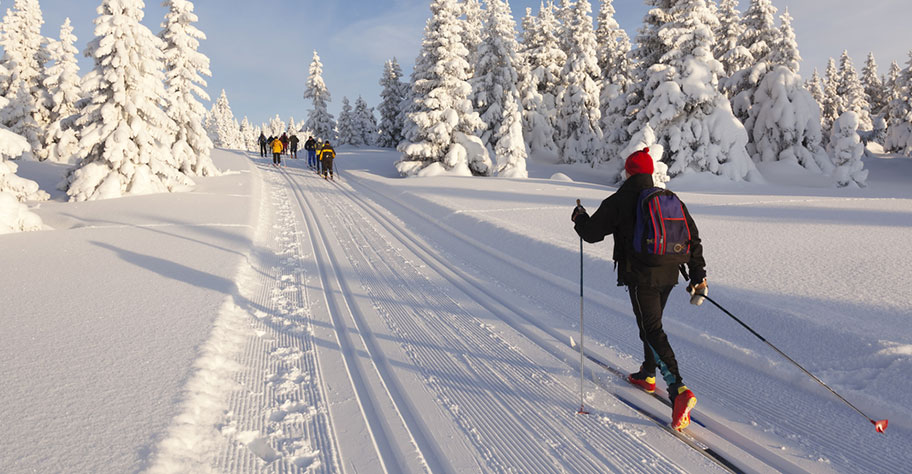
286;167;732;473
278;166;442;474
337;172;908;473
324;170;782;473
209;163;340;473
308;181;673;472
288;169;672;473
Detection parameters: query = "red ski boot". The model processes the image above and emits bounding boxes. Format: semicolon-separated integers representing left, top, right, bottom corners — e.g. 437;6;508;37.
671;385;697;431
627;370;656;394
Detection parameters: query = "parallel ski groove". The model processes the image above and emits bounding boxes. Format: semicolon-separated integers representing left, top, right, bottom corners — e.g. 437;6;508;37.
306;170;723;473
349;174;912;473
320;170;768;472
339;172;896;472
210;165;338;473
281;167;440;473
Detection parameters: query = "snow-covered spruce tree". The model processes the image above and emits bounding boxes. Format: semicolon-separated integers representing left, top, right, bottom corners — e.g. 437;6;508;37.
286;116;298;137
0;121;44;232
805;69;825;110
518;2;563;161
239;117;256;152
268;115;285;138
462;0;484;75
769;8;799;74
749;65;832;173
303;50;335;141
472;0;527;177
377;58;407;148
741;7;828;174
66;0;189;202
0;0;51;157
160;0;217;176
595;0;632;167
397;0;491;177
836;50;873;131
0;78;48;210
353;96;378;146
624;0;675;164
862;52;887;115
725;0;779;124
209;90;241;149
821;58;842;134
630;0;756;181
42;18;81;164
713;0;751;80
881;61;902;139
885;52;912;155
336;97;355;145
555;0;602;164
828;111;867;187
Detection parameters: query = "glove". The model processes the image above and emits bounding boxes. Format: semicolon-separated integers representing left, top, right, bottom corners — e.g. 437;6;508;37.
686;279;708;306
571;199;587;222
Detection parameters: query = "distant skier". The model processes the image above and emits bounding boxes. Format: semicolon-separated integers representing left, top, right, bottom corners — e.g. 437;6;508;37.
272;135;284;166
305;136;317;170
571;147;708;432
319;141;336;180
280;133;289;156
258;132;267;157
289;134;299;159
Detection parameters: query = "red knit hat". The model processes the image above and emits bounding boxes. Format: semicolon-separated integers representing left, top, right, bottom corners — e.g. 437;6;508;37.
625;147;654;177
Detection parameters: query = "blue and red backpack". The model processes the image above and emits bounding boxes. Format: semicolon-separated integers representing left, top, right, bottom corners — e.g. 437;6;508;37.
632;187;693;266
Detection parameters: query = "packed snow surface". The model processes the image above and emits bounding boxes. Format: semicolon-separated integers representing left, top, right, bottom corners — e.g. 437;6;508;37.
2;147;910;473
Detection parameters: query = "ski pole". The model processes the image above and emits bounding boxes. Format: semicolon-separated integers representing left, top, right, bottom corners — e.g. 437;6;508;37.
576;200;588;415
701;294;888;433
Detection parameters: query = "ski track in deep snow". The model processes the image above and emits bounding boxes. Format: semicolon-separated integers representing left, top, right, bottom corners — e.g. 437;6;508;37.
330;166;910;473
251;161;732;472
216;169;336;472
272;162;726;474
153;153;909;474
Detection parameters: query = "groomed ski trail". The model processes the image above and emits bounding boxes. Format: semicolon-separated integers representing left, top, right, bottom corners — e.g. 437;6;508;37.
333;161;910;473
150;152;907;473
269;159;732;473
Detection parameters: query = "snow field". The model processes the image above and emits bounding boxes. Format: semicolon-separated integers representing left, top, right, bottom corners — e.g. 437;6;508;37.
5;147;911;473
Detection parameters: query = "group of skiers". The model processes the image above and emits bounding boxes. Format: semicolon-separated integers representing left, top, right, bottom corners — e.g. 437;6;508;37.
257;132;337;179
258;132;299;166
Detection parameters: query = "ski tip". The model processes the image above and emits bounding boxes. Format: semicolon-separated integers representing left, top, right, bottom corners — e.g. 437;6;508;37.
874;419;888;433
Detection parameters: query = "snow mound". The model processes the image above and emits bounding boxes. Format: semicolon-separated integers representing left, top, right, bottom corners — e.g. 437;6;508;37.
0;191;43;234
550;173;573;182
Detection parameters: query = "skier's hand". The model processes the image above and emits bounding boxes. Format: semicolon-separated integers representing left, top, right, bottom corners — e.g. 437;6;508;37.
687;279;708;306
572;199;587;222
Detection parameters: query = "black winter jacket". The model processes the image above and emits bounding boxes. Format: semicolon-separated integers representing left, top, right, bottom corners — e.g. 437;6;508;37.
573;173;706;287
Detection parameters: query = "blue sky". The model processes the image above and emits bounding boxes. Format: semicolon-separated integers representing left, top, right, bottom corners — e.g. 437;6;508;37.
33;0;912;129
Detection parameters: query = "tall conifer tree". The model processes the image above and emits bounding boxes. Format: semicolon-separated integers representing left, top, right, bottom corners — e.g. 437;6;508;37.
67;0;187;202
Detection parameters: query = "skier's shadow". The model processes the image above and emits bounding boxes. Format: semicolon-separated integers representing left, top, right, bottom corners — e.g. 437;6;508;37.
89;240;271;316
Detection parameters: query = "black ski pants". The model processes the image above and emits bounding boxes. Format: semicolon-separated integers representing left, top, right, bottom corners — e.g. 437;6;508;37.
260;143;267;157
629;284;682;388
273;152;281;165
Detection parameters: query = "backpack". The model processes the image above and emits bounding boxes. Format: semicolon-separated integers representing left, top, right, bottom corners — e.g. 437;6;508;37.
632;187;692;266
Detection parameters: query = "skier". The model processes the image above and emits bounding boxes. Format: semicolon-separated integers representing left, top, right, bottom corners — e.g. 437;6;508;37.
571;148;708;432
289;134;299;159
280;133;289;157
305;136;317;170
319;141;336;180
258;132;267;157
272;135;284;166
